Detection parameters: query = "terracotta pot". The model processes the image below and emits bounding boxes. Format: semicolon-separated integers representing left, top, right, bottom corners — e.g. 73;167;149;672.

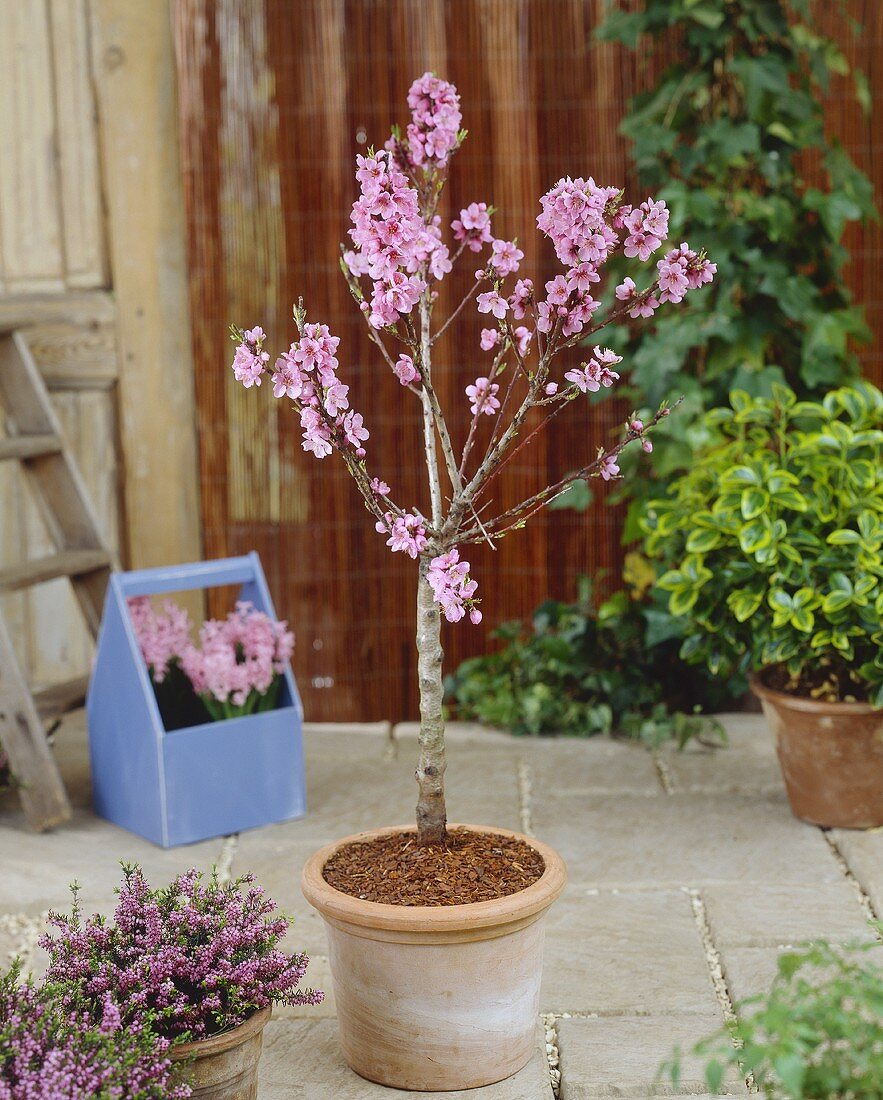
751;673;883;828
301;823;567;1092
170;1006;271;1099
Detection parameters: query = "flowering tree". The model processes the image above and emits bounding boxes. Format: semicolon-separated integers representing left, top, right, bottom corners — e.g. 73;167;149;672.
232;74;714;846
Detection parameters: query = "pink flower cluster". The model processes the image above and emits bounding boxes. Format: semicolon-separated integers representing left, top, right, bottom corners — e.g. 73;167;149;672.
0;963;190;1100
181;602;294;712
427;550;481;624
270;322;369;458
564;346;623;394
466;376;501;415
452;202;493;251
657;243;717;303
127;596;193;683
231;327;269;388
40;866;322;1044
405;72;462;167
378;512;428;559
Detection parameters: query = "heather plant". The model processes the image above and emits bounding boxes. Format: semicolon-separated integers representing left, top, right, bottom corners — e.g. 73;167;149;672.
662;937;883;1097
0;960;190;1100
232;72;713;844
128;598;294;724
39;865;322;1042
643;381;883;703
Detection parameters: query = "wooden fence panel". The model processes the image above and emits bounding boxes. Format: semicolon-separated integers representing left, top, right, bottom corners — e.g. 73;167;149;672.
174;0;883;722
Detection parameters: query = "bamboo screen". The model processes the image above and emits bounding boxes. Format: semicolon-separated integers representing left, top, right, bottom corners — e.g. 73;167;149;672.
173;0;883;723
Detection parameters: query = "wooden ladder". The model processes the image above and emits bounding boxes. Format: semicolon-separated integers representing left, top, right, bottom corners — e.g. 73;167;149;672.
0;329;117;830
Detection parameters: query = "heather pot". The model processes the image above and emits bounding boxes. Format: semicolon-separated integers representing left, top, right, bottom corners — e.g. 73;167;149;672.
751;673;883;829
301;823;567;1092
170;1006;271;1100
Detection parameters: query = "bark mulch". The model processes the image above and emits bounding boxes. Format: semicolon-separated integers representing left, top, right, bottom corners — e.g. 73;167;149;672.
322;828;545;906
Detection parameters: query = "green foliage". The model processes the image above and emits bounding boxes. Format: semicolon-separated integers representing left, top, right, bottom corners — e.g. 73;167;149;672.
643;381;883;702
445;577;730;746
597;0;875;537
662;936;883;1098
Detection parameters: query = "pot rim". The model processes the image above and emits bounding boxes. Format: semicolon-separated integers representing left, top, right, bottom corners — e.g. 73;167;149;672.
749;671;878;716
169;1004;272;1060
300;822;567;934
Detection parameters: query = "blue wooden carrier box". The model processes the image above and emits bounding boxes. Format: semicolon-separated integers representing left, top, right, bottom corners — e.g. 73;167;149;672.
86;553;306;848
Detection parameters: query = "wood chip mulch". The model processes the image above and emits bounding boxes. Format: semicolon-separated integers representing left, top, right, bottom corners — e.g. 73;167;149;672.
322;829;546;906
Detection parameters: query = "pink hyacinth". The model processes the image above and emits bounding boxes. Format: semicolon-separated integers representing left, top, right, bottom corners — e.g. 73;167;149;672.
466;376;501;416
427;548;480;624
180;602;294;712
127;597;193;683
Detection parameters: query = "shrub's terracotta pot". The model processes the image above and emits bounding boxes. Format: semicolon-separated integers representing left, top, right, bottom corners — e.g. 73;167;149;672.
170;1006;271;1099
301;823;567;1092
751;673;883;829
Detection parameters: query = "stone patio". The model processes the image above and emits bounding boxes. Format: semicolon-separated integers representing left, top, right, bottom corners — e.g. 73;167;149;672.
1;711;880;1098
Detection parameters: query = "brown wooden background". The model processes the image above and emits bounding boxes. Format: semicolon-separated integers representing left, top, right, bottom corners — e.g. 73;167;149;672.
173;0;883;722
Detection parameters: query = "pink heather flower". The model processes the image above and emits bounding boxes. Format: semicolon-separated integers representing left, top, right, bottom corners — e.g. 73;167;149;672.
39;866;323;1045
232;327;269;388
406;72;462;167
452;201;493;251
514;326;532;358
427;548;480;624
127;597;193;683
394;353;421;385
508;278;533;319
600;454;621;481
386;513;428;558
477;291;508;319
466;376;501;416
480;327;500;351
370;477;391;496
489;238;524;277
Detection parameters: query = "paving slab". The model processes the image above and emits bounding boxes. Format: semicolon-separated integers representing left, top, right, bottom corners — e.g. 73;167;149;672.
658;714;783;796
719;947;783;1007
702;881;873;949
830;827;883;917
258;1018;553;1098
532;792;841;889
556;1015;746;1097
526;737;663;799
542;887;717;1016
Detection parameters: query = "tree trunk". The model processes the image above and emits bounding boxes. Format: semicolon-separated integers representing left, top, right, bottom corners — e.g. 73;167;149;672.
415;559;447;845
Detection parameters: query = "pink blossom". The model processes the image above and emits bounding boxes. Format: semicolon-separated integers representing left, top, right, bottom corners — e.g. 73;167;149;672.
466;376;501;416
394;353;421;385
271;354;302;399
370;477;391;496
386;512;428;558
599;454;621;481
480;327;500;351
232;327;269;388
545;382;559;396
535;300;554;333
427;548;480;624
477;291;508;319
623;198;669;261
565;262;600;296
508;278;533;319
452;201;493;251
514;326;532;358
545;275;570;306
537;177;620;267
489;238;524;277
405;72;462;167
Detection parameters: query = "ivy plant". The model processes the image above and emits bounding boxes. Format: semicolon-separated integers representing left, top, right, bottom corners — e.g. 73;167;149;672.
643;381;883;704
662;936;883;1098
598;0;876;530
445;576;729;747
